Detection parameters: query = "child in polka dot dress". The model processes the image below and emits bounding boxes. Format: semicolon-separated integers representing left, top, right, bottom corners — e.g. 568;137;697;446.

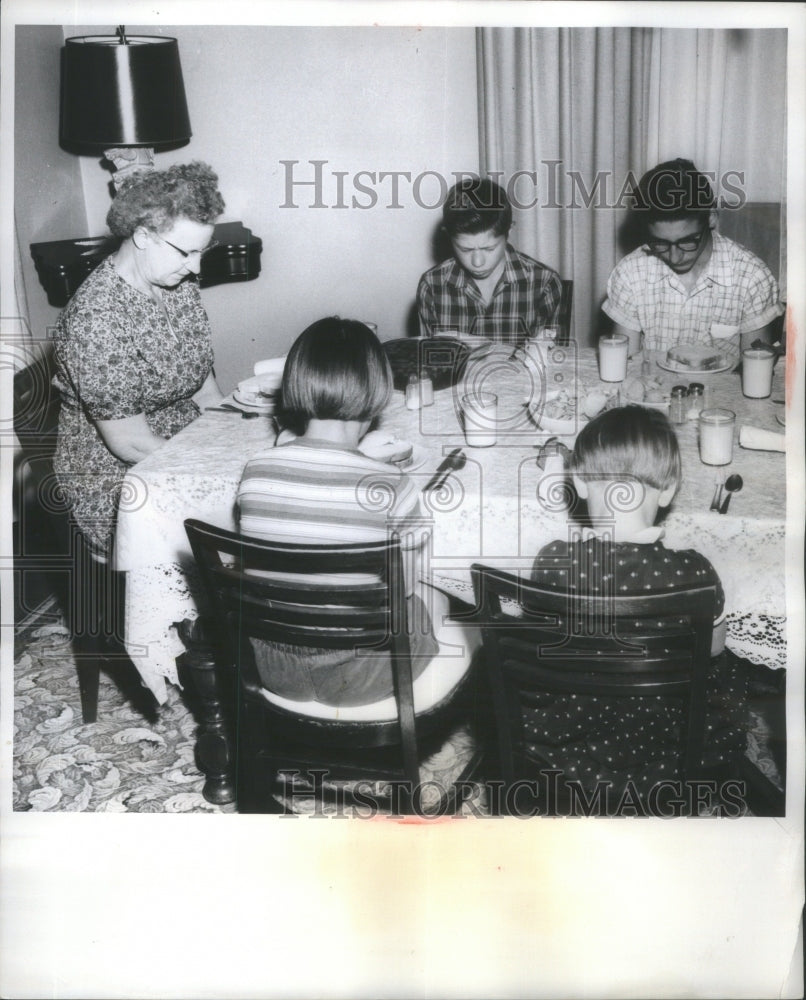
529;405;747;800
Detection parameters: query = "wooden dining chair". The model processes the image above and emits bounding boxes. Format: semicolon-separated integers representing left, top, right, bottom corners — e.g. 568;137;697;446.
470;564;736;816
14;353;148;724
184;518;486;814
555;279;574;345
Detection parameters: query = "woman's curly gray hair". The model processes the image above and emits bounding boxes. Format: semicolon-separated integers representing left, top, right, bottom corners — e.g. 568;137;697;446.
106;161;225;238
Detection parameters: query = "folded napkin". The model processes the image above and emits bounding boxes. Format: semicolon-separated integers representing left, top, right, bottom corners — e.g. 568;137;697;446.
739;425;785;452
253;356;287;377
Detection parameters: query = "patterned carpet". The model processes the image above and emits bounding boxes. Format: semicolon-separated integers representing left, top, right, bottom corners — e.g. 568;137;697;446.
12;606;785;815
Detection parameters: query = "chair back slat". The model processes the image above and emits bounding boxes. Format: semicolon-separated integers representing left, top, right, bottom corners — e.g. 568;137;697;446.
186;518;406;653
555;279;574;345
206;563;387;609
471;563;716;788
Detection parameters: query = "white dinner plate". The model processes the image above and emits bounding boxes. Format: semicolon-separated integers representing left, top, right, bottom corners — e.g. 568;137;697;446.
656;355;732;376
231;388;277;412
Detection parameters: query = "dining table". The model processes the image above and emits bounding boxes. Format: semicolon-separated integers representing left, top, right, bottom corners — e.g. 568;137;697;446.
114;340;790;797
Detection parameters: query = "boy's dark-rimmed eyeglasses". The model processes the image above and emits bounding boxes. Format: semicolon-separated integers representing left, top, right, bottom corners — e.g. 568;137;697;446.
645;228;709;256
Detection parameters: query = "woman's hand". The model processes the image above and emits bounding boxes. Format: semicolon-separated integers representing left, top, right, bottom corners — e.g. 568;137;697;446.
95;413;167;464
192;370;224;408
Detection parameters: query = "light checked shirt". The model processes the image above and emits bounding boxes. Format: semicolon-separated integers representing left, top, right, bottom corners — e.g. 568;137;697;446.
603;233;783;361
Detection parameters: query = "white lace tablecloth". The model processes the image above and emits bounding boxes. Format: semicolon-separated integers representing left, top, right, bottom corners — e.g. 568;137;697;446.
115;347;790;703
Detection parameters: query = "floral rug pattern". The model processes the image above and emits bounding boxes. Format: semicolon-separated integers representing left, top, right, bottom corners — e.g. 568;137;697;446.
12;618;482;814
13;616;783;815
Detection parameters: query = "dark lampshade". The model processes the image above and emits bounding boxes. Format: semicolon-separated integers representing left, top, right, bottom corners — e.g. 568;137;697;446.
60;35;192;149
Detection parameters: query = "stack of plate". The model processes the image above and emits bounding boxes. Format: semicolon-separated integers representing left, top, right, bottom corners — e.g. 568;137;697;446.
233;356;287;413
234;374;280;413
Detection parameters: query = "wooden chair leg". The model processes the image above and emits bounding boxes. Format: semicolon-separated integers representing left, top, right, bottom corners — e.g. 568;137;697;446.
176;621;236;805
75;633;104;724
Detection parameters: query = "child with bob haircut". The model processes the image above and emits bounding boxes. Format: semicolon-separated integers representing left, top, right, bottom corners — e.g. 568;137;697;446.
237;317;452;708
528;404;747;797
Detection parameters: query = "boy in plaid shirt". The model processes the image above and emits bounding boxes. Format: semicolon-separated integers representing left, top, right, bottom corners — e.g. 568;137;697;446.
417;177;561;344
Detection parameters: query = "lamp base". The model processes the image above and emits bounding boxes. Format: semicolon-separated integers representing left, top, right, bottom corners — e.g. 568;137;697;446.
103;147;155;189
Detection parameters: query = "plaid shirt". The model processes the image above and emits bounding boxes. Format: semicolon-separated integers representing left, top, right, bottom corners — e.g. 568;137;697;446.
603;233;783;360
416;245;562;343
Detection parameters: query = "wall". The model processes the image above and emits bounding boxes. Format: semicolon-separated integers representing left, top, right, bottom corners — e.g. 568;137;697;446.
13;25;89;353
63;25;479;392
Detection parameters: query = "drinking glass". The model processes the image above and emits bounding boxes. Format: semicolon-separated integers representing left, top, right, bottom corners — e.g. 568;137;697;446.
461;391;498;447
598;333;629;382
699;408;736;465
741;348;775;398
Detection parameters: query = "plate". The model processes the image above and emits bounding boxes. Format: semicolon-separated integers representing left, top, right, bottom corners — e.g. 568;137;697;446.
656;355;732;375
232;388;277;412
776;411;786;427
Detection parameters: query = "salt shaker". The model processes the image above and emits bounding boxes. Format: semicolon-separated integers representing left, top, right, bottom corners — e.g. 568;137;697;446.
669;385;688;424
687;382;704;420
418;369;434;407
405;373;421;410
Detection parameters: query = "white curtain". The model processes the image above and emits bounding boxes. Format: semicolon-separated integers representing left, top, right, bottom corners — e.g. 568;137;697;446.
477;27;787;345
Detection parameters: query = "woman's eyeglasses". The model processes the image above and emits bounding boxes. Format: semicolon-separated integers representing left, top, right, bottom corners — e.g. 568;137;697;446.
645;228;708;256
157;235;220;259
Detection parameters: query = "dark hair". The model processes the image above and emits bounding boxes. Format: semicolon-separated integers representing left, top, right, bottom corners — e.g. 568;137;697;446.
634;158;715;224
571;405;682;491
282;317;392;426
106;161;225;238
441;177;512;239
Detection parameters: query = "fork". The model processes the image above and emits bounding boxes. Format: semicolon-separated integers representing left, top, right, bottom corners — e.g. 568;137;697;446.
709;470;725;512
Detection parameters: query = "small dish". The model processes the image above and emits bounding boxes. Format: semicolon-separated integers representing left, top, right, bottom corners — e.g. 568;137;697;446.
393;445;428;473
776;411;786;427
526;389;588;435
359;432;415;465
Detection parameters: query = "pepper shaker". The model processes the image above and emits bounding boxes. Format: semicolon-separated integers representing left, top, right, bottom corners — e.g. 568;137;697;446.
687;382;704;420
669;385;688;424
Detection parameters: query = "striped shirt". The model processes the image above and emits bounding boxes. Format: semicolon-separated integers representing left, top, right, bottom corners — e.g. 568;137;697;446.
237;438;436;706
416;244;562;343
238;438;423;552
603;233;783;360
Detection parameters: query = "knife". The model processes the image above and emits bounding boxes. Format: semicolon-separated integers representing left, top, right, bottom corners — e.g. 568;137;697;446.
423;448;465;491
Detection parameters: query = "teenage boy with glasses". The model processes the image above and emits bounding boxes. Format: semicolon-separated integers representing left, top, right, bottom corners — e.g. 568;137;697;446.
603;158;783;360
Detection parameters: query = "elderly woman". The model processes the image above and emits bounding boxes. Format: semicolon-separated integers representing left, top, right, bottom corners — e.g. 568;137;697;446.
53;161;225;559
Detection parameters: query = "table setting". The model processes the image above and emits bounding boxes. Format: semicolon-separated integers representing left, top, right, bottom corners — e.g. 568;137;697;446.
114;334;790;705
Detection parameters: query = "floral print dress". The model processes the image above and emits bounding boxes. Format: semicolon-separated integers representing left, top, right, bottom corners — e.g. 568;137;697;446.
52;257;215;556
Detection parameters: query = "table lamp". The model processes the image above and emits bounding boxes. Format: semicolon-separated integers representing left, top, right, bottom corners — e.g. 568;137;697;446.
32;26;262;304
59;26;191;186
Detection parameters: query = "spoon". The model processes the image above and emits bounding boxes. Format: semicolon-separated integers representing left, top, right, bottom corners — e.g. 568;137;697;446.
719;474;744;514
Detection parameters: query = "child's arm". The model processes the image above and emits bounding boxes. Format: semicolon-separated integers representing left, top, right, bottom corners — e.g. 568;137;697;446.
711;616;727;657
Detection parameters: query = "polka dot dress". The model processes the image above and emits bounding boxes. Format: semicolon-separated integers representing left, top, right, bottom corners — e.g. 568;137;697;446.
527;537;747;797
